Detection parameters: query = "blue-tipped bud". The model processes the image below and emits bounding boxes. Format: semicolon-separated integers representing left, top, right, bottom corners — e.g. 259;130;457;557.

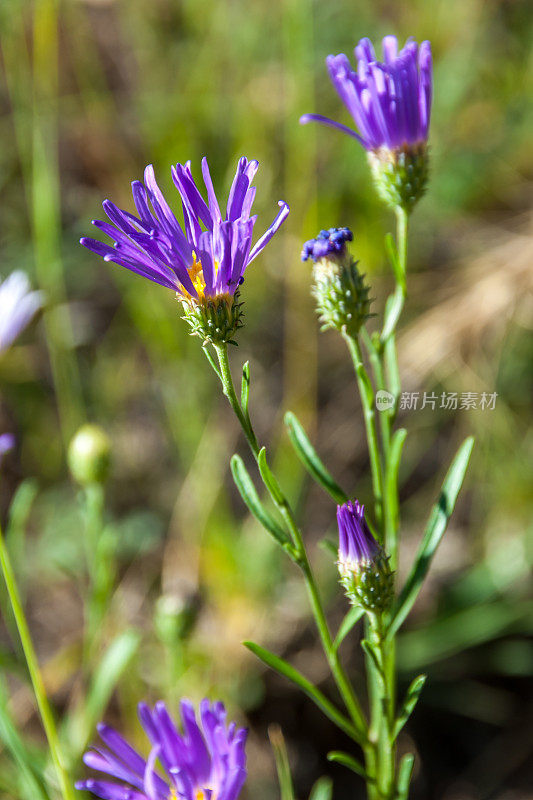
337;500;393;612
302;228;371;336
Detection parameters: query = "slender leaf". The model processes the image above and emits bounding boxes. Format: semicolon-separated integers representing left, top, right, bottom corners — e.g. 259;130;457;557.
244;641;359;741
0;676;50;800
394;674;426;738
309;777;333;800
395;753;415;800
65;630;140;753
384;233;404;289
327;750;368;779
202;345;221;379
361;639;384;686
268;725;294;800
388;437;475;638
241;361;251;417
381;286;405;343
230;455;292;550
333;606;365;652
384;429;407;547
284;412;348;504
258;447;285;506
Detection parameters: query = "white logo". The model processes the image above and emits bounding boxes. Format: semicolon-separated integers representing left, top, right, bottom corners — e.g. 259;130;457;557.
375;390;395;411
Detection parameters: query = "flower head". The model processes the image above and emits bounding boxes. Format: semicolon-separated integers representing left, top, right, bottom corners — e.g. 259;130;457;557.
300;37;432;211
76;699;247;800
0;271;42;355
301;36;432;152
81;158;289;343
301;227;353;263
336;500;393;612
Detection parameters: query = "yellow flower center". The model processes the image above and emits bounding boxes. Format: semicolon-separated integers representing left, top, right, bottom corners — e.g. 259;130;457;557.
180;256;232;311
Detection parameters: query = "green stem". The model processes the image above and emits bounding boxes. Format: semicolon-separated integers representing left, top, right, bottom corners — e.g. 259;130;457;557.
0;524;75;800
83;483;111;668
367;613;395;800
213;343;367;739
343;333;384;534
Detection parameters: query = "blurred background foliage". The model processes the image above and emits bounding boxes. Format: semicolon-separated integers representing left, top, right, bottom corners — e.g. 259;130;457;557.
0;0;532;798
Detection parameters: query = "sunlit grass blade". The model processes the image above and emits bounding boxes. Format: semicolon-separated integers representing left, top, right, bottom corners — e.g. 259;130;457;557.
284;411;348;504
268;724;295;800
244;641;359;741
388;436;475;638
393;674;426;739
0;676;50;800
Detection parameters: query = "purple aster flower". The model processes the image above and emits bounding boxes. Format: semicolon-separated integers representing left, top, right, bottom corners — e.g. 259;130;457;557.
81;158;289;304
76;699;248;800
301;227;353;263
0;271;42;355
337;500;379;574
300;36;432;152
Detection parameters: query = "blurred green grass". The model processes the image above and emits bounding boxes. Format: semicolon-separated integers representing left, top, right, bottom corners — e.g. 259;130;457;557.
0;0;532;798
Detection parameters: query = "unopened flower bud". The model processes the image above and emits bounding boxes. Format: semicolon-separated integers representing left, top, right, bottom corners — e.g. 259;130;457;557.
68;424;112;486
337;500;393;612
302;228;371;336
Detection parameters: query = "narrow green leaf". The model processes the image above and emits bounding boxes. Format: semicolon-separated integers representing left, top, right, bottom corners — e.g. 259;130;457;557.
327;750;368;779
202;345;221;379
257;447;285;506
384;429;407;547
333;606;365;652
244;641;360;742
241;361;251;417
0;676;50;800
394;674;426;738
230;456;291;549
395;753;415;800
384;233;404;288
268;725;294;800
65;630;140;753
388;437;475;638
284;412;348;504
309;776;333;800
381;286;405;343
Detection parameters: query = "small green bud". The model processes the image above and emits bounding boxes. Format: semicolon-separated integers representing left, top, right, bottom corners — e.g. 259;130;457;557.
180;289;243;346
312;254;371;337
368;144;429;212
154;593;199;645
68;424;112;486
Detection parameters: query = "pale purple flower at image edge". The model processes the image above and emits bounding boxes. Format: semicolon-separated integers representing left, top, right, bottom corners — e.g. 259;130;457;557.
0;271;42;354
0;433;15;465
76;698;247;800
300;36;432;151
337;500;380;575
81;157;289;302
